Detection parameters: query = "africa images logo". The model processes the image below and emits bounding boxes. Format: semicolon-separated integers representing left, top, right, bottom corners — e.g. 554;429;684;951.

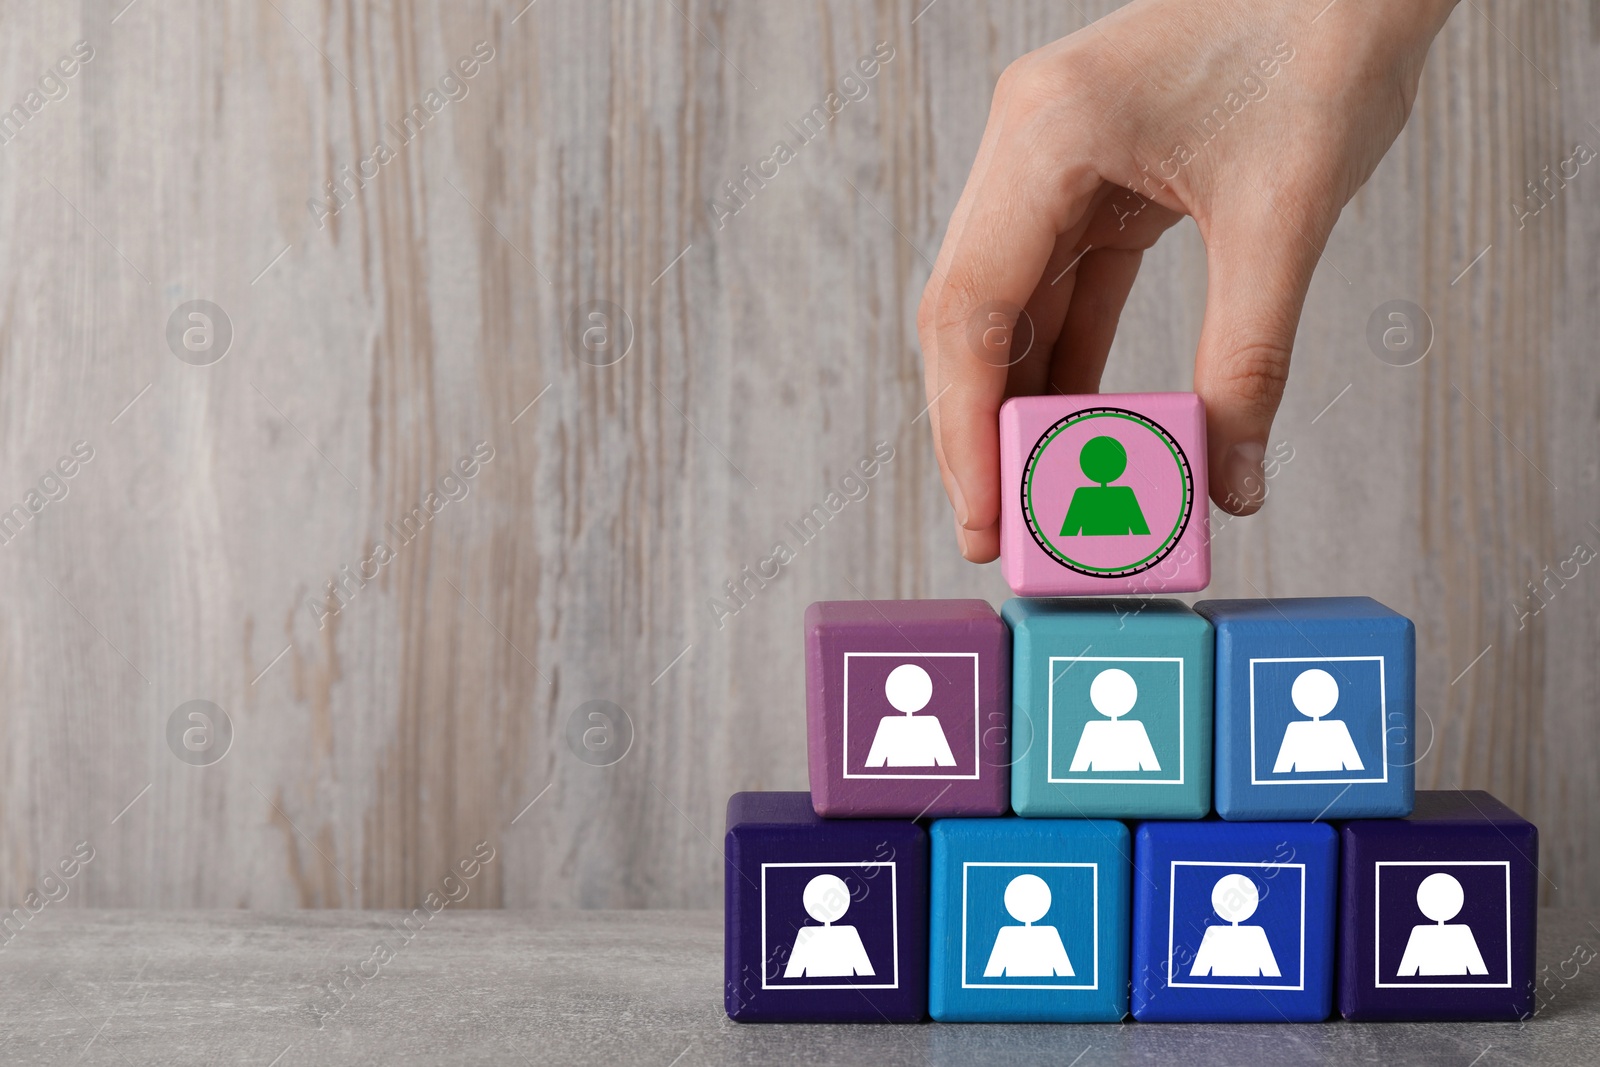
1021;408;1194;578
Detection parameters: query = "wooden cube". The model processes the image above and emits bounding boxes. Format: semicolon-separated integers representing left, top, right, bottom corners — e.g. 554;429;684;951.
999;393;1209;597
1196;596;1415;820
928;817;1130;1021
1338;790;1538;1021
1131;819;1337;1021
805;600;1009;818
723;792;927;1022
1006;598;1212;819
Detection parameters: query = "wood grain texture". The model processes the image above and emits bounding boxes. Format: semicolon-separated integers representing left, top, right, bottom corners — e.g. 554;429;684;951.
0;1;1593;912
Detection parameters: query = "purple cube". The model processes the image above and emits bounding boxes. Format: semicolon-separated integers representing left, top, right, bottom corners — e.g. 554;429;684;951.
1339;790;1539;1020
805;600;1009;818
724;792;928;1022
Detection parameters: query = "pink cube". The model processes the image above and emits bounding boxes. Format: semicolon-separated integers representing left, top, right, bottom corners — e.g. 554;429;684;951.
999;393;1210;597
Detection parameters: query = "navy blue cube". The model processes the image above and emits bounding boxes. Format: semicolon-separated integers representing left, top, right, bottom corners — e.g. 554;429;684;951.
1195;597;1415;820
928;817;1130;1022
1131;820;1337;1021
1339;790;1538;1021
723;791;927;1021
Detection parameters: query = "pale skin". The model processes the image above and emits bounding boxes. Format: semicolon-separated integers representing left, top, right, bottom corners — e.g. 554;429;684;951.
917;0;1461;562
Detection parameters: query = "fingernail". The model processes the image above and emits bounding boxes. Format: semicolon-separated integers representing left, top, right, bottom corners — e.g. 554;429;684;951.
1224;441;1267;513
953;518;972;559
946;474;971;528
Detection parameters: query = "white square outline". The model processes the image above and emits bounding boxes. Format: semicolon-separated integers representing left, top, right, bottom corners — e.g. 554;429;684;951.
959;862;1100;991
842;652;981;780
759;861;899;991
1167;860;1307;991
1373;860;1513;989
1046;656;1185;785
1248;656;1389;786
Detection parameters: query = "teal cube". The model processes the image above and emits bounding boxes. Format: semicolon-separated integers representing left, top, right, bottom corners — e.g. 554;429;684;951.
929;818;1130;1021
1005;598;1212;819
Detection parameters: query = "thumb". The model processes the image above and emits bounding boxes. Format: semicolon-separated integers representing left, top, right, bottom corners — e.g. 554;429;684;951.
1194;206;1328;515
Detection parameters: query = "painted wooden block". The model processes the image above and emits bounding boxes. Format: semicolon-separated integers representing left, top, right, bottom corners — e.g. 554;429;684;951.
1005;598;1212;819
723;792;927;1022
1195;597;1415;820
999;393;1210;597
805;600;1009;818
928;817;1130;1022
1338;790;1538;1021
1131;819;1337;1022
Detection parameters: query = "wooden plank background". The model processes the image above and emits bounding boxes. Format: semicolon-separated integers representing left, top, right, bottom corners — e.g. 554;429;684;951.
0;0;1593;912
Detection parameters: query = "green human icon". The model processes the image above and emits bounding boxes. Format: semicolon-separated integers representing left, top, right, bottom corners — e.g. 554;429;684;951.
1059;435;1150;536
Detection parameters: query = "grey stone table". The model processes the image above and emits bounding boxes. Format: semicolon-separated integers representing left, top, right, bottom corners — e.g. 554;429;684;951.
0;910;1595;1066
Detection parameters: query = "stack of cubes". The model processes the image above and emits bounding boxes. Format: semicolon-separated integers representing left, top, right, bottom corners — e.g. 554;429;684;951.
725;393;1538;1024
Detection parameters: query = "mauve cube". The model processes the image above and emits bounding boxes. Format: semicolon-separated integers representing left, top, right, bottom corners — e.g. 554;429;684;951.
1339;790;1538;1021
724;791;928;1022
999;393;1210;597
805;600;1009;818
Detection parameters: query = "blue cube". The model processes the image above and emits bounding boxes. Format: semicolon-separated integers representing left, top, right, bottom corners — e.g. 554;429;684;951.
1131;820;1337;1021
1005;598;1213;819
723;792;927;1022
1338;791;1539;1021
928;818;1130;1021
1194;597;1415;820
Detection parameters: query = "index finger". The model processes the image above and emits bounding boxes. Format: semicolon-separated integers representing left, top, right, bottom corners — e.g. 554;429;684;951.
918;72;1103;543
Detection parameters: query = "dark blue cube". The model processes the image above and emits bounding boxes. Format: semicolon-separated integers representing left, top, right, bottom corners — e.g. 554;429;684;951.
1195;597;1415;820
724;791;927;1021
1339;790;1538;1020
1131;819;1337;1021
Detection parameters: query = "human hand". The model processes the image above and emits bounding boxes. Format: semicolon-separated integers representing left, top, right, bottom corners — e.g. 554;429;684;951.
917;0;1458;562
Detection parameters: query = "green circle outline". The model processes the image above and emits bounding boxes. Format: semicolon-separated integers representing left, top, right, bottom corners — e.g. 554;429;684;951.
1021;408;1193;576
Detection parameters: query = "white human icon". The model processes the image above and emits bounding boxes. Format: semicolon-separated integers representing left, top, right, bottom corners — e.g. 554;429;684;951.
864;664;957;768
1068;668;1161;772
1189;874;1282;978
783;874;875;978
1396;873;1488;976
983;874;1074;977
1271;668;1365;773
